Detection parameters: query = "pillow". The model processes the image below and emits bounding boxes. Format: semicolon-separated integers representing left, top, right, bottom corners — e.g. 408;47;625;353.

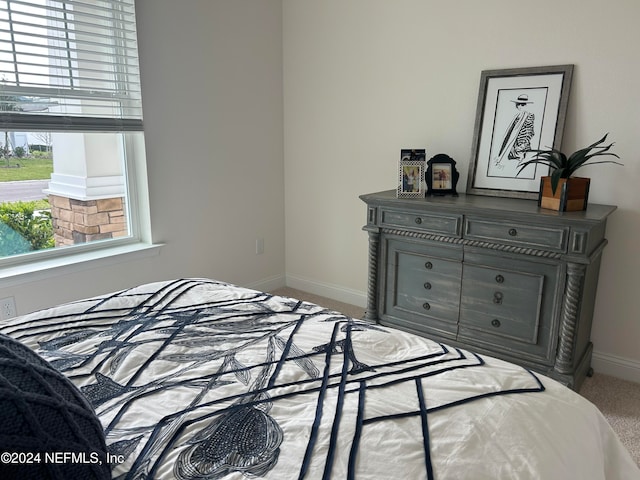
0;333;110;480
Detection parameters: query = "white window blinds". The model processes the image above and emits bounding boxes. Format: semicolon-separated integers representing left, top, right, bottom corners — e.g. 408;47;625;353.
0;0;142;131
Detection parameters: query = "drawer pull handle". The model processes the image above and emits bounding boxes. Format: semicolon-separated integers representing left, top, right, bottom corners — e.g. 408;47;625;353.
508;228;518;237
424;282;432;290
424;261;433;269
495;274;504;283
415;217;422;224
493;292;503;304
423;302;431;310
491;319;501;328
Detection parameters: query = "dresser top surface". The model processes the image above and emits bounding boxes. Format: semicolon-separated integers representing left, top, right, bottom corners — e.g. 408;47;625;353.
360;190;617;223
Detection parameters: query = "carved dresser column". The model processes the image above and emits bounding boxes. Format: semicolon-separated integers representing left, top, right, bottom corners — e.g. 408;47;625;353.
364;229;380;322
555;263;587;374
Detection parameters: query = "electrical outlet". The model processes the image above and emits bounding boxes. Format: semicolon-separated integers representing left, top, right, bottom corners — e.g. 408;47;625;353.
256;238;264;255
0;296;17;320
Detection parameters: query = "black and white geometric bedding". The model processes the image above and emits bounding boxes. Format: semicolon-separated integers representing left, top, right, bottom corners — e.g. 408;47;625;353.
2;278;638;479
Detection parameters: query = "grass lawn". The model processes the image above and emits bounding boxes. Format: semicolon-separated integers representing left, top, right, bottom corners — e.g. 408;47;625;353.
0;157;53;181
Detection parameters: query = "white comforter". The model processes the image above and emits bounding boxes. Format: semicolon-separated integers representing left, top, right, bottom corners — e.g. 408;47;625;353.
3;278;638;479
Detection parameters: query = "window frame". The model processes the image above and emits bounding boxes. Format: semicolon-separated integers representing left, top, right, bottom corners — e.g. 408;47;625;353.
0;0;156;281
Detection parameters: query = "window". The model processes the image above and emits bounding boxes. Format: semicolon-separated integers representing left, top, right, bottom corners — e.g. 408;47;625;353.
0;0;150;270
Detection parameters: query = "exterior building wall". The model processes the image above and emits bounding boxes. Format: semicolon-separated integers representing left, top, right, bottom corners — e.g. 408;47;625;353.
49;194;127;247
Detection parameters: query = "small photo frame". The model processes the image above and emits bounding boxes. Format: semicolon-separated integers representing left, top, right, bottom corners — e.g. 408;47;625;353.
397;149;426;198
426;153;459;196
467;64;573;199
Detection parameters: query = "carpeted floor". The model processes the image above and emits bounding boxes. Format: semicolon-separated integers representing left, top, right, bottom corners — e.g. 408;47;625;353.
580;373;640;467
271;287;640;467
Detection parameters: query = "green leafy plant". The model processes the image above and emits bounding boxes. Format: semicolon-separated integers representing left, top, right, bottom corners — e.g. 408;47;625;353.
13;146;25;158
517;133;622;194
0;200;54;256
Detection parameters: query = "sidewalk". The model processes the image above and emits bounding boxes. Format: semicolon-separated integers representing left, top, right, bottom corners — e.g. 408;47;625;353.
0;179;49;203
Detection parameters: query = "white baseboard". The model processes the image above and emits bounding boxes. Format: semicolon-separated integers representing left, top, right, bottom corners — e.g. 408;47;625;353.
591;350;640;384
285;274;367;308
243;273;286;293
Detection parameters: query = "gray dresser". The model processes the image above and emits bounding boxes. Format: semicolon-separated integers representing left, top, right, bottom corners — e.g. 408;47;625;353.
360;190;616;390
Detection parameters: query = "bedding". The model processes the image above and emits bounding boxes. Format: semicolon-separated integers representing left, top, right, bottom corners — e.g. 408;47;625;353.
0;278;637;479
0;332;110;480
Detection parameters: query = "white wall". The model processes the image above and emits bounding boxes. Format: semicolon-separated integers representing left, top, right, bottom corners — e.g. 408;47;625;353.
283;0;640;381
3;1;285;311
135;0;285;289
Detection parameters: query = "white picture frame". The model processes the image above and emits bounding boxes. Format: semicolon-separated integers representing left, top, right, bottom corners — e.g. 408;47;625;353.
397;149;426;198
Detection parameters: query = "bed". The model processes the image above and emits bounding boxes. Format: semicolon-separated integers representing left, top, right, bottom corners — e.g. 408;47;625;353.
0;278;637;479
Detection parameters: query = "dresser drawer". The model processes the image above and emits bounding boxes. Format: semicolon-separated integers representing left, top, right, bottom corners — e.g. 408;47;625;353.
394;250;462;322
464;217;568;252
458;310;540;345
459;264;543;323
457;253;560;364
382;239;462;338
381;208;462;236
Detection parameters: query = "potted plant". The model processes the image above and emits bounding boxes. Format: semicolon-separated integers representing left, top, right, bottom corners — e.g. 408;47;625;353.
517;133;622;211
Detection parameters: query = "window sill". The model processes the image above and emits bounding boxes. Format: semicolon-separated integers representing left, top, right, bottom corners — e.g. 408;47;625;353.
0;242;163;288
